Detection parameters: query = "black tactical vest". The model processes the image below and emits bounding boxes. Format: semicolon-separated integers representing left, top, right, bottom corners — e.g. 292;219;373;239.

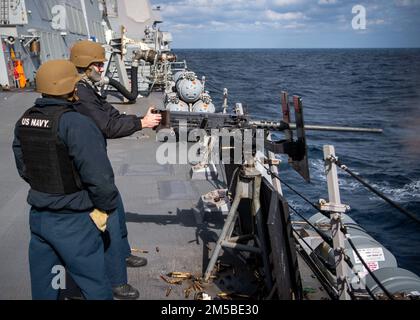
17;105;83;194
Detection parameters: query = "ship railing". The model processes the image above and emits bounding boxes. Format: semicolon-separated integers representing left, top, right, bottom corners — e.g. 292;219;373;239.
170;60;188;73
322;147;419;299
319;145;353;300
319;145;394;300
260;144;419;300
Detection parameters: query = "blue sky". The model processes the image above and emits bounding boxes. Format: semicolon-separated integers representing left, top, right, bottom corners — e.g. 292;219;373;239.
151;0;420;48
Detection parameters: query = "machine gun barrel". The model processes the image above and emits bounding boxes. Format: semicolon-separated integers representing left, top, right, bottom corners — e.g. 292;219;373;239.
161;112;383;134
288;123;383;133
249;120;383;133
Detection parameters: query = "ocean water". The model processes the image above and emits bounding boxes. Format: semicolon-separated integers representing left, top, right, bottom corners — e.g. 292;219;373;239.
174;49;420;276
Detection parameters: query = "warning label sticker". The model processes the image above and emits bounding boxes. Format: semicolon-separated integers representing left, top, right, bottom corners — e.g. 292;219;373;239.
365;261;380;272
353;247;385;264
358;262;380;278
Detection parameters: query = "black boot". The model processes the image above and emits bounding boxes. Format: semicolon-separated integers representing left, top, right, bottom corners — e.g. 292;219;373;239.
112;284;140;300
126;254;148;268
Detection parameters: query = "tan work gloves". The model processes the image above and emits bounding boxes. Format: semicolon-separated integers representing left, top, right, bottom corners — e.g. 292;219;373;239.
90;209;109;232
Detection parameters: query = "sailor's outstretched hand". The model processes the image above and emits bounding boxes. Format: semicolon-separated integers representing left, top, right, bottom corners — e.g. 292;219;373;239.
141;106;162;129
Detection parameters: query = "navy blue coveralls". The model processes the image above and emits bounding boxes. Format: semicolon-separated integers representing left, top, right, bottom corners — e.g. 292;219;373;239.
74;81;143;286
13;98;119;300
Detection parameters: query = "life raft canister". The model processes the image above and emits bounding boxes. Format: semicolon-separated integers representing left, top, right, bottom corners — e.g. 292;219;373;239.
14;60;27;88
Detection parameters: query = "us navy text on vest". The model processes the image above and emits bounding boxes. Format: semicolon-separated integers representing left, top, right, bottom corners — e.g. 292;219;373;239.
21;118;52;129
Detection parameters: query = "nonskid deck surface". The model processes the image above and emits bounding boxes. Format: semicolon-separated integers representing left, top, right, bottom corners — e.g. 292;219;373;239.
0;91;37;300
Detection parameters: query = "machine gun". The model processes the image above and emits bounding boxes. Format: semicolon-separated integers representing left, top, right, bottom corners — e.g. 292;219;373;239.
156;92;383;182
156;91;383;299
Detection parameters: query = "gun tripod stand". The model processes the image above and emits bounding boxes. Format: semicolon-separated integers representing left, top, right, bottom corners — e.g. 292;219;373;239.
203;162;273;289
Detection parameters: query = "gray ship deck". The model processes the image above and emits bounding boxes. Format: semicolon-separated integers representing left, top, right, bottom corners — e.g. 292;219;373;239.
0;91;327;300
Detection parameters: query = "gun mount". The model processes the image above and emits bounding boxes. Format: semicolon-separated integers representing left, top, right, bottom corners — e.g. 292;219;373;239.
153;91;390;299
156;92;383;182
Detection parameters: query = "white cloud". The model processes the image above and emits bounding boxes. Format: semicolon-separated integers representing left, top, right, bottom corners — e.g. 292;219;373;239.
318;0;337;5
283;22;306;28
152;0;420;47
394;0;420;6
265;10;306;21
273;0;304;6
369;19;386;25
171;23;205;31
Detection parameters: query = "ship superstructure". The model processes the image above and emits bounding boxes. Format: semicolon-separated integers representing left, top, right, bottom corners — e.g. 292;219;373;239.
0;0;105;88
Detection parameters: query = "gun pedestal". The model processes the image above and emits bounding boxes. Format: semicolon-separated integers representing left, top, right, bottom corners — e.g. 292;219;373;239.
203;163;272;289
